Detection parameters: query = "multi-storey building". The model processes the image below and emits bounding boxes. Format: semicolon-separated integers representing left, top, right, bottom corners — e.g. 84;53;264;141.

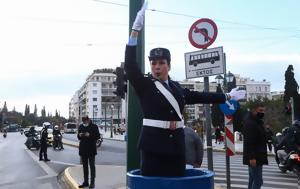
69;69;125;126
235;75;271;100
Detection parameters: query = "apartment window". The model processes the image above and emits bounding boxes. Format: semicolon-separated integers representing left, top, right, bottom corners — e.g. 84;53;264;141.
259;87;261;92
102;83;106;88
93;83;97;87
265;86;268;91
108;77;111;81
92;90;97;94
93;98;97;101
109;84;112;88
96;76;99;81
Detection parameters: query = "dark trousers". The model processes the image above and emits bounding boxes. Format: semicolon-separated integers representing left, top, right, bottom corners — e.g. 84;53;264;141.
81;155;96;184
267;142;272;152
248;165;263;189
141;150;185;177
39;143;48;160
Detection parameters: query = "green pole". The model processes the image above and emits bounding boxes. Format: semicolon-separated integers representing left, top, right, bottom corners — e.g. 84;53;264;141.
127;0;145;172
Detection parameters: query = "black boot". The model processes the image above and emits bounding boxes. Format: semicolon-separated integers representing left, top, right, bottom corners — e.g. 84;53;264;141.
89;178;95;188
78;182;89;188
89;182;95;188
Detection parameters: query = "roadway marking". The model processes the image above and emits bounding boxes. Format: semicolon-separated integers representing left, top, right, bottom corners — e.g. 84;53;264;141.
25;148;57;176
50;160;79;166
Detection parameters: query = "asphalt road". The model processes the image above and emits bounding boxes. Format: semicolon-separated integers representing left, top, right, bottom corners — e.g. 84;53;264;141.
0;132;126;189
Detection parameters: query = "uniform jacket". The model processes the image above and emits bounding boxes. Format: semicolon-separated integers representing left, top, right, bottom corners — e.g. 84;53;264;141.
242;112;268;166
125;45;226;155
40;128;48;145
77;122;100;157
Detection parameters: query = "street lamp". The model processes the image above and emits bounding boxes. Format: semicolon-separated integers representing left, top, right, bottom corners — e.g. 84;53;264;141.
226;71;234;83
215;75;224;86
110;104;114;138
93;106;98;124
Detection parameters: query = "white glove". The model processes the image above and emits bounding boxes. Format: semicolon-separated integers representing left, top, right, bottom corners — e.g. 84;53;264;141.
132;1;148;31
227;87;246;101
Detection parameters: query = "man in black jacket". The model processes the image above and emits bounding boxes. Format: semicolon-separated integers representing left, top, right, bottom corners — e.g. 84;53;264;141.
39;123;50;161
242;102;267;189
78;116;100;189
125;1;246;177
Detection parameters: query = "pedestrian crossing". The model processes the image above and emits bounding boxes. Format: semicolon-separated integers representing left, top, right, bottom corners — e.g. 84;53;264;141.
201;152;299;189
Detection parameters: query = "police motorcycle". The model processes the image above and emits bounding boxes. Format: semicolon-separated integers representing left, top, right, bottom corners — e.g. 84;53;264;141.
24;128;41;150
52;125;63;150
96;133;103;148
274;124;300;177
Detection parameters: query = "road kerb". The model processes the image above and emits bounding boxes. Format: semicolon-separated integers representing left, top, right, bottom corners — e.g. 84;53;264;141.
63;167;79;189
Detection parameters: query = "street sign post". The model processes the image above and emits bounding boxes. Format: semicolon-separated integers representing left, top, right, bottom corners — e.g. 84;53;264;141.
186;18;219;175
185;47;224;79
219;100;238;189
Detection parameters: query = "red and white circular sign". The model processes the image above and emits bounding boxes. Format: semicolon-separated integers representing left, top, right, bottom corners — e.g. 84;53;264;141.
188;18;218;49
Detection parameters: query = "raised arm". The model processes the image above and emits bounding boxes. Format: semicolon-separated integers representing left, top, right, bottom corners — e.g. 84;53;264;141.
124;1;148;95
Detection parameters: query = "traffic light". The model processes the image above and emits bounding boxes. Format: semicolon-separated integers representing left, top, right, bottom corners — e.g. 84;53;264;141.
113;67;127;99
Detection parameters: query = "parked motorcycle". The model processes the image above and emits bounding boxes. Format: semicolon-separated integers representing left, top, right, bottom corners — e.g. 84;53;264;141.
96;134;103;148
24;132;41;150
274;130;300;177
53;134;63;150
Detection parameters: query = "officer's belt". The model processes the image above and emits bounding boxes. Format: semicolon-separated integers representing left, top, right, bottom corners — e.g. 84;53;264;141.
143;118;184;129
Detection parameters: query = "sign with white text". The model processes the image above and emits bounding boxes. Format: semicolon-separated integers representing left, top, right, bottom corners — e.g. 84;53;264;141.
184;46;224;78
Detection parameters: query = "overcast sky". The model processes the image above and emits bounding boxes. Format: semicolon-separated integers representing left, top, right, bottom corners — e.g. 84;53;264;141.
0;0;299;117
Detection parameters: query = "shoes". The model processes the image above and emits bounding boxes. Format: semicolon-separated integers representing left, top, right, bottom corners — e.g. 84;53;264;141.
78;182;89;188
44;159;51;162
89;183;95;188
39;158;43;161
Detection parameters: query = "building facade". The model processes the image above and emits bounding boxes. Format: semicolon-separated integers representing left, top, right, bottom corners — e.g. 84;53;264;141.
69;69;125;126
235;75;271;100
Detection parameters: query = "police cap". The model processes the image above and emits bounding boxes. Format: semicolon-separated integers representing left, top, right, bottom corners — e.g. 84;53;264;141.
148;48;171;63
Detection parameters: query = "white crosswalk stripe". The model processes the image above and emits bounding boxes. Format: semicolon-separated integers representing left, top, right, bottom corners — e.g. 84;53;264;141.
201;153;299;189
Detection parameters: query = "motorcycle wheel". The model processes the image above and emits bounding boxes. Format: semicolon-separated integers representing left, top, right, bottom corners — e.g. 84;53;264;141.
278;165;287;173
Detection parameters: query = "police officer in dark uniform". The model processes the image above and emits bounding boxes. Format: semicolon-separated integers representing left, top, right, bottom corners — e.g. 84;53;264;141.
125;1;246;177
39;124;50;161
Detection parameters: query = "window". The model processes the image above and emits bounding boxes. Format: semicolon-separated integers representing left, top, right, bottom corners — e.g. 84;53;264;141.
265;86;268;91
96;76;99;81
93;83;97;87
93;98;97;101
92;90;97;94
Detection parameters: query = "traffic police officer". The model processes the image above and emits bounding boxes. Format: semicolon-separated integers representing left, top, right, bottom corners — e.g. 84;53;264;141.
125;1;245;177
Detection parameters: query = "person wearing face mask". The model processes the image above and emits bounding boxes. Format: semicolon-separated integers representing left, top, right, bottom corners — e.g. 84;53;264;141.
77;116;100;189
124;1;246;177
242;102;268;189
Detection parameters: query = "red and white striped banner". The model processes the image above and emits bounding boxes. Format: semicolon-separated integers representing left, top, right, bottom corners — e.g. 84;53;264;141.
225;115;235;156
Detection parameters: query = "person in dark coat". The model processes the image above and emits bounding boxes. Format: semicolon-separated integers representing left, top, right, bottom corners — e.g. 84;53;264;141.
265;124;274;152
215;126;221;144
184;126;203;168
78;116;100;189
125;1;246;177
39;124;50;161
242;102;268;189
